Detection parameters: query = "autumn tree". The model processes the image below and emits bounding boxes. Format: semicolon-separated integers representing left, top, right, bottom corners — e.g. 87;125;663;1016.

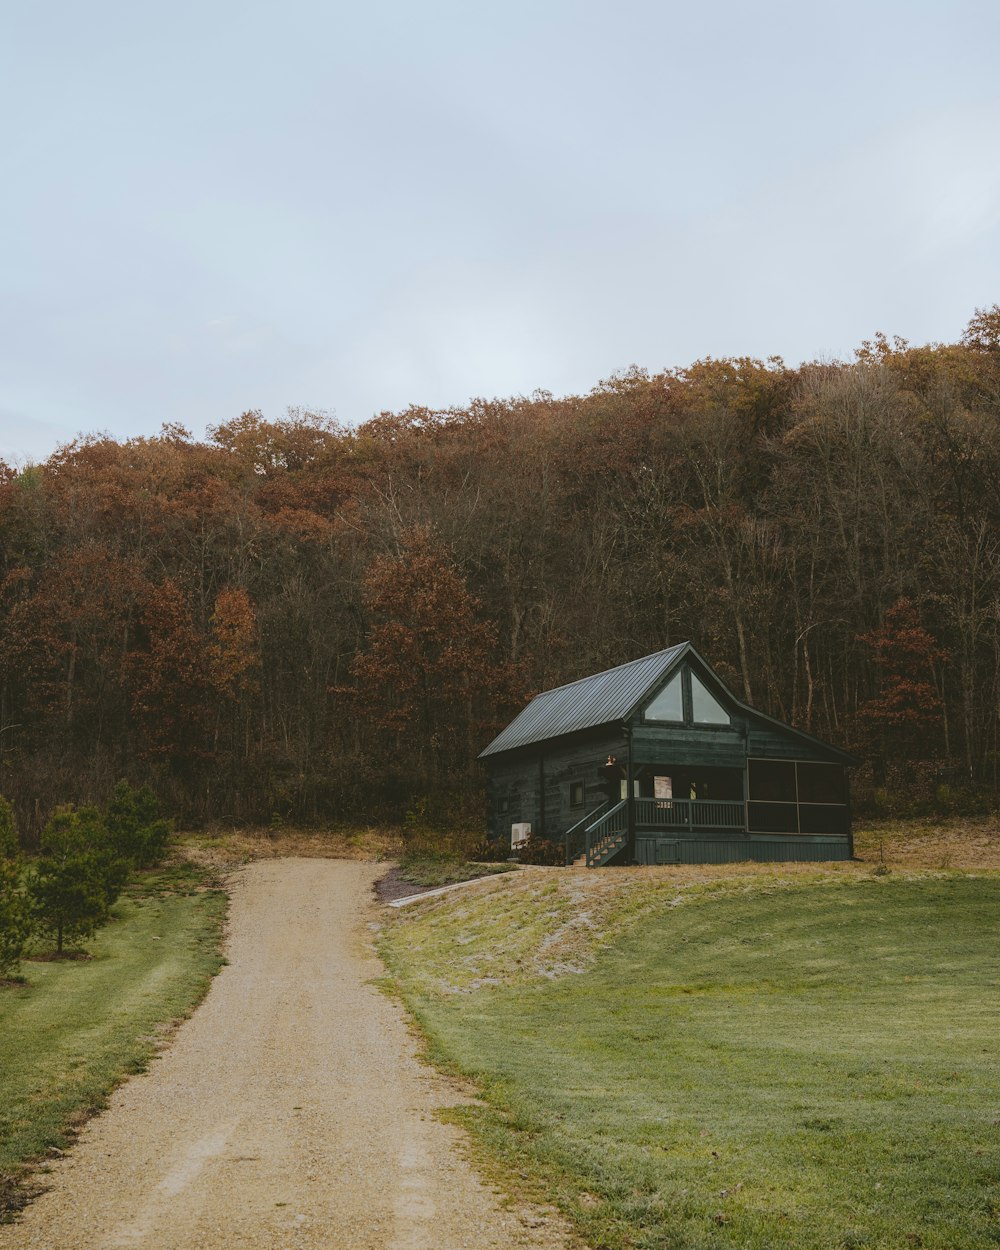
128;580;215;775
858;599;948;763
349;529;522;798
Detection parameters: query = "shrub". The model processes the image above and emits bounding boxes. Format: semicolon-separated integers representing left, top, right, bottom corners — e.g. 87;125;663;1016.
0;796;17;860
0;858;32;978
466;837;510;863
515;836;565;866
27;806;128;955
105;781;171;868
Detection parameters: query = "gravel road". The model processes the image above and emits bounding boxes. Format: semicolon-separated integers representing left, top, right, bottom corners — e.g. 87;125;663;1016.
1;859;566;1250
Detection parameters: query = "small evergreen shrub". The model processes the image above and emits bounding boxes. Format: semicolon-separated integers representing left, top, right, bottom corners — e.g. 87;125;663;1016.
0;858;32;978
0;796;18;860
105;781;172;868
28;805;128;955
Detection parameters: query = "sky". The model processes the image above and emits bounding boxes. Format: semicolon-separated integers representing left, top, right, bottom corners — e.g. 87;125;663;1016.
2;0;999;463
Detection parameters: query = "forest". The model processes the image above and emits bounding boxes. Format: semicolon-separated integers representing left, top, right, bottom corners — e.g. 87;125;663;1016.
1;308;999;838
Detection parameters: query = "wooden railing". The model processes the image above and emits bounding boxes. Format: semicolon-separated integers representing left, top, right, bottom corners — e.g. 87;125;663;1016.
564;797;747;867
584;798;629;868
563;801;608;865
633;797;745;831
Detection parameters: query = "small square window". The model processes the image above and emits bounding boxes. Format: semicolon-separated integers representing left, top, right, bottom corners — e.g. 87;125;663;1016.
570;781;585;807
497;796;510;815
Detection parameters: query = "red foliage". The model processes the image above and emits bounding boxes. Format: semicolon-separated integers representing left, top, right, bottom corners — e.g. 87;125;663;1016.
129;580;215;767
349;528;524;773
858;599;948;757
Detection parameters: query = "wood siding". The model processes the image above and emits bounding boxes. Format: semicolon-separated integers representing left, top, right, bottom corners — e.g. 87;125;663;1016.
485;728;625;845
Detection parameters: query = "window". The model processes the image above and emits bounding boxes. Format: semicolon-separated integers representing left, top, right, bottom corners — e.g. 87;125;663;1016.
645;673;683;721
690;673;729;724
645;668;730;725
570;781;585;807
497;796;509;815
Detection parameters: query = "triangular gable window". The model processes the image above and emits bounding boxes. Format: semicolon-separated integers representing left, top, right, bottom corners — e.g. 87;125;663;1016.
691;672;729;724
644;672;683;722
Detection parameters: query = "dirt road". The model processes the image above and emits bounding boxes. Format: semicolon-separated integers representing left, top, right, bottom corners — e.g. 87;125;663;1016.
1;860;565;1250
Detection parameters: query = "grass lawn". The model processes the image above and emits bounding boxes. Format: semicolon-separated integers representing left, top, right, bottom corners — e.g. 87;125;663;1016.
0;861;226;1216
396;849;516;888
383;869;1000;1250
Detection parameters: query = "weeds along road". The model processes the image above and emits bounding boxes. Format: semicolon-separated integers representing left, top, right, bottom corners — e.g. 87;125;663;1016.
1;859;565;1250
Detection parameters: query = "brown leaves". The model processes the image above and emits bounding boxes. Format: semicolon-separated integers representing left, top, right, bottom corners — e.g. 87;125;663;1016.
210;588;260;700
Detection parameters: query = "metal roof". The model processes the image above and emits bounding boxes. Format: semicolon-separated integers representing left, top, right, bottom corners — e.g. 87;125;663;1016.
479;643;687;757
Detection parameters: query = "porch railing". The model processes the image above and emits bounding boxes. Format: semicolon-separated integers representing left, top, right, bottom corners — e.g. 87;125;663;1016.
563;801;608;865
633;797;745;832
584;798;629;868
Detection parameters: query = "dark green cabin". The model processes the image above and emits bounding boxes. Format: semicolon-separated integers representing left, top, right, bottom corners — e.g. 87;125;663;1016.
479;644;855;867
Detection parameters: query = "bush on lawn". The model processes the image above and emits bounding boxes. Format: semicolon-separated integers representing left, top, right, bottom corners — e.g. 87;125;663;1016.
515;836;565;866
28;806;129;955
465;836;511;863
105;780;172;868
0;857;32;979
0;796;18;860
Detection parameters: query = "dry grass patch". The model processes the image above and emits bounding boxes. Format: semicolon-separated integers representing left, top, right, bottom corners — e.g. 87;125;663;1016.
178;825;404;871
854;815;1000;870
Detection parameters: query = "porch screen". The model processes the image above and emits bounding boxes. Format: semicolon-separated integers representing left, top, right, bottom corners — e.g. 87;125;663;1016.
748;759;849;836
748;760;796;803
796;762;847;805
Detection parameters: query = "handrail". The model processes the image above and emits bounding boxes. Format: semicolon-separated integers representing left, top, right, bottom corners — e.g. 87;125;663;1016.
564;801;609;865
585;798;629;868
585;797;627;833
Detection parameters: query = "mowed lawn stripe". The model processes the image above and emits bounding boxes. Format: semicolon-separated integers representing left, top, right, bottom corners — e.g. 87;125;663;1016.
386;875;1000;1250
0;872;226;1200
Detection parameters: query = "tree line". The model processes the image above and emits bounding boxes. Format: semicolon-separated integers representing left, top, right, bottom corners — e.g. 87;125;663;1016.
2;309;999;836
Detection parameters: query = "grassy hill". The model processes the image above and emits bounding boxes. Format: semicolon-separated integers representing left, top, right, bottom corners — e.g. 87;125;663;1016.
381;843;1000;1250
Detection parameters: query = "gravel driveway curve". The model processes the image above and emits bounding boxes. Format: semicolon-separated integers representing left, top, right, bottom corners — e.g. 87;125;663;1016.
0;859;566;1250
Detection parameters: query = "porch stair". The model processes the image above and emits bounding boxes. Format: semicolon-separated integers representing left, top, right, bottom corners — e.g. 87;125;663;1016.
566;797;630;868
572;828;628;867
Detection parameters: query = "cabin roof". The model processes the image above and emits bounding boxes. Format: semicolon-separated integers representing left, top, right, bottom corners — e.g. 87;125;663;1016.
479;642;856;763
479;643;686;757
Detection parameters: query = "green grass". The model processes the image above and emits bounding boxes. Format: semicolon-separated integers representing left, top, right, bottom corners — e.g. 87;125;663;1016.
383;873;1000;1250
396;849;516;888
0;863;227;1215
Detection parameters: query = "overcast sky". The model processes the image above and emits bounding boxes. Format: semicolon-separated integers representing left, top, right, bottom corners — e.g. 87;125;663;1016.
2;1;999;463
